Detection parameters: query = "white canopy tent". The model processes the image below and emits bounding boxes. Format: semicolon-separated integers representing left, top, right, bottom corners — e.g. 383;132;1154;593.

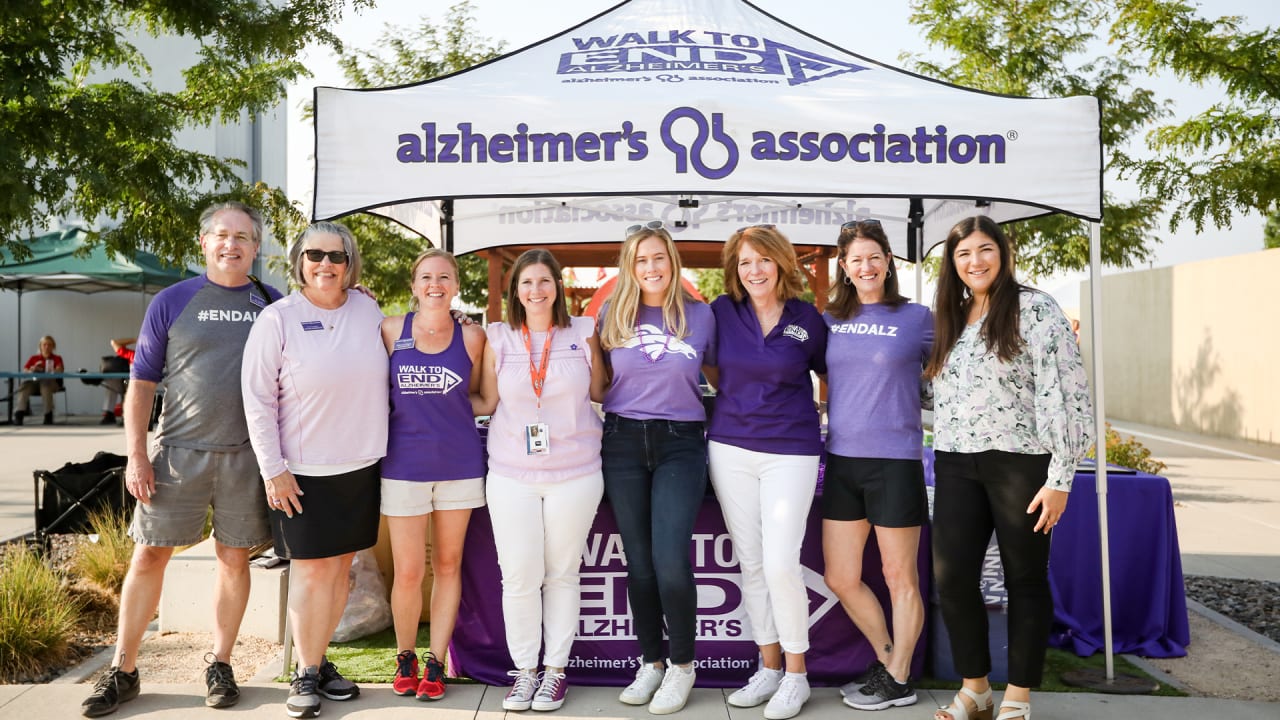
314;0;1120;681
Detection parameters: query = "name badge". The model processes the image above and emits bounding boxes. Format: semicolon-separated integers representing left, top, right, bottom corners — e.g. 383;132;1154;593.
525;423;550;455
249;293;267;308
393;337;414;351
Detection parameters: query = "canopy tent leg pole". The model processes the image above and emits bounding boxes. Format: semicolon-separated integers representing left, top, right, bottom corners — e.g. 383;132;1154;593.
908;198;924;302
1061;222;1154;694
1088;219;1114;682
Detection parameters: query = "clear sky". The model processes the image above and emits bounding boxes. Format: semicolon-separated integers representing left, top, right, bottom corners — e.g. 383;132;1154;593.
285;0;1277;300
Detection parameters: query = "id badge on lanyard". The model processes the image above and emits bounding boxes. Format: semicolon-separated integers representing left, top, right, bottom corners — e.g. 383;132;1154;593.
522;325;555;455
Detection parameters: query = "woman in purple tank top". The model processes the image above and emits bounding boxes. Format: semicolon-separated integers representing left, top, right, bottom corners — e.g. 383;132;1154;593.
378;249;487;702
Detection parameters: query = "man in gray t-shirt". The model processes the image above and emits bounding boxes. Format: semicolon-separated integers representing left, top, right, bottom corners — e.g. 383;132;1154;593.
82;202;281;718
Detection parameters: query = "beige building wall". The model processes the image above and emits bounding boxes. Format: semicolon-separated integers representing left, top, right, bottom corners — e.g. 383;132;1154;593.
1081;248;1280;445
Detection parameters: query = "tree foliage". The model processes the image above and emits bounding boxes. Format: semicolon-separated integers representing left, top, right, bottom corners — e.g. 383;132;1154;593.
331;1;505;310
1;0;372;264
1110;0;1280;234
906;0;1164;277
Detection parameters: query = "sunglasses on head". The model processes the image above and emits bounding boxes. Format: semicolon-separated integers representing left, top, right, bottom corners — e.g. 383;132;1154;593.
625;220;665;237
303;249;349;264
736;224;776;233
841;218;882;231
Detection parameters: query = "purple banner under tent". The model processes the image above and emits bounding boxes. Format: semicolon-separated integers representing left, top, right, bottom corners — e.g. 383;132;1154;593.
453;492;930;688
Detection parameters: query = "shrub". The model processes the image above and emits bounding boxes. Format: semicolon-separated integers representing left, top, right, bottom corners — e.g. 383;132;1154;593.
70;508;134;593
1090;423;1168;475
0;544;80;680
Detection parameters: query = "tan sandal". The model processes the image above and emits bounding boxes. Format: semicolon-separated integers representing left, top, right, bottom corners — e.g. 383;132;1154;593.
934;686;994;720
996;700;1031;719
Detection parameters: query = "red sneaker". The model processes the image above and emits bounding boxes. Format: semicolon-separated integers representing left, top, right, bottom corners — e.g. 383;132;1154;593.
416;653;446;701
392;650;418;697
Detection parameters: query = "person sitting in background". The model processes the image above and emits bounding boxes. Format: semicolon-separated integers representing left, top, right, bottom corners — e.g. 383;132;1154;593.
15;335;64;426
99;337;136;425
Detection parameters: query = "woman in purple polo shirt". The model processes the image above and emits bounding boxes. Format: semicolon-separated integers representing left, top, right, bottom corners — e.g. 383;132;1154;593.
380;249;488;702
708;225;827;720
821;219;933;712
595;221;716;716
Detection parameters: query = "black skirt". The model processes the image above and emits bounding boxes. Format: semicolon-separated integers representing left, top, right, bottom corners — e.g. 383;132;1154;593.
271;462;380;560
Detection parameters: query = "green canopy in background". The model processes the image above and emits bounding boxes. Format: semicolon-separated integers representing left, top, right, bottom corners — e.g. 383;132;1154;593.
1;227;195;369
0;227;194;293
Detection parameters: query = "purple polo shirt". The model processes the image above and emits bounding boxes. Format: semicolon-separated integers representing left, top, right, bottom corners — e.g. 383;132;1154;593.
707;296;827;455
602;302;717;422
824;302;933;460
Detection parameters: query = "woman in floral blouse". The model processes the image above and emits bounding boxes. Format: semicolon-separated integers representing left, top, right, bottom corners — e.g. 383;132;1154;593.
925;215;1093;720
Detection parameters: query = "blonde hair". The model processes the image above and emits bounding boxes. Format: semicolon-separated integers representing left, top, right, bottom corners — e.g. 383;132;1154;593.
407;248;459;311
599;226;692;350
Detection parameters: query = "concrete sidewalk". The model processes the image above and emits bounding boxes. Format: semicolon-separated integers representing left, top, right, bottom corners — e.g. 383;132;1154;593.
2;682;1279;720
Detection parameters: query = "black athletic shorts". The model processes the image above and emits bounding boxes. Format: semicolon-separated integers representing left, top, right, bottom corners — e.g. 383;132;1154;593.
821;454;927;527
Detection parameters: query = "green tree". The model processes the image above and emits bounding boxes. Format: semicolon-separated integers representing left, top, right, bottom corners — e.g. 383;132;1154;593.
330;1;505;310
1110;0;1280;235
0;0;371;264
1265;212;1280;250
906;0;1164;278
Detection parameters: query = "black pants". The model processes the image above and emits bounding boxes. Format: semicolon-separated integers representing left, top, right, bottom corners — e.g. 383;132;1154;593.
932;450;1054;688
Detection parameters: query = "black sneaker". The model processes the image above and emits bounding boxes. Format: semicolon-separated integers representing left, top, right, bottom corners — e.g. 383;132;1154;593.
13;410;25;426
838;661;885;697
843;667;918;710
43;412;53;425
287;666;322;719
318;656;359;700
204;653;240;708
81;666;140;717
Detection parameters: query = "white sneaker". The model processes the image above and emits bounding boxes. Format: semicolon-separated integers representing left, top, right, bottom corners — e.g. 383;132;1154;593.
648;662;696;715
619;661;665;705
726;666;783;708
762;673;810;720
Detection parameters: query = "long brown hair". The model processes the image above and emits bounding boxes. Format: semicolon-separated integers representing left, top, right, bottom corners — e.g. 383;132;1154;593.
827;220;907;320
925;215;1026;379
505;248;571;329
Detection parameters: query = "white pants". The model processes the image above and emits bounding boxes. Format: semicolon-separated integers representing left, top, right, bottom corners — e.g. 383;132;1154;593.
708;441;818;654
486;470;604;669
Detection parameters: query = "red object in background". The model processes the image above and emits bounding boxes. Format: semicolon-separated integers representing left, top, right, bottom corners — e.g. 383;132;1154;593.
582;274;705;319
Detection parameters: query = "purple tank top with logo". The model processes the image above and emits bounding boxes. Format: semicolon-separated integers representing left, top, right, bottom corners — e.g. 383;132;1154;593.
382;314;485;482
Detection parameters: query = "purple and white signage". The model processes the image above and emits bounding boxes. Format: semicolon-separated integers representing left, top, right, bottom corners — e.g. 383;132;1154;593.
452;495;929;688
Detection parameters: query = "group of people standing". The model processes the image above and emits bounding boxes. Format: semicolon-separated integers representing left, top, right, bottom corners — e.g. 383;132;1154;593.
81;200;1092;720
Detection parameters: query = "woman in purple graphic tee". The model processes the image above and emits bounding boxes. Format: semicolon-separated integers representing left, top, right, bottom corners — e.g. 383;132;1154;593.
593;221;716;716
822;219;933;712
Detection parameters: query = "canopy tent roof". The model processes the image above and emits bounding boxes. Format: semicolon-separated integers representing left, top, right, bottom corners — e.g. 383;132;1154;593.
0;228;195;294
313;0;1102;260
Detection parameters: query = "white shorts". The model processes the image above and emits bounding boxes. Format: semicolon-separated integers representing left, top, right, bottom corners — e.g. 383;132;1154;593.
380;476;486;516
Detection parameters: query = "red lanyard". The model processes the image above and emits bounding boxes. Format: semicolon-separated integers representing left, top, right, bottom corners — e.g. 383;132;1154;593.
521;325;556;407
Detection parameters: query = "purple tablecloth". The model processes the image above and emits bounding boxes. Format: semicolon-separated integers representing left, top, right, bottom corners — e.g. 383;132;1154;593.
453;492;929;687
923;450;1190;659
1047;468;1190;657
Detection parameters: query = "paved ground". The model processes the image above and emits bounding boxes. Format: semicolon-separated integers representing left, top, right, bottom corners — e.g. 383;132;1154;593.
2;415;1277;719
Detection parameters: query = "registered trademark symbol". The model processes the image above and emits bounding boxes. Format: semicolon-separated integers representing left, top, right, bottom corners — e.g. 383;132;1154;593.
1007;130;1019;140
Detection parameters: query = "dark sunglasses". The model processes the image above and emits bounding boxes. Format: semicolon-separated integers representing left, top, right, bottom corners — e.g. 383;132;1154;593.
625;220;665;237
303;249;350;264
736;223;776;233
841;218;882;231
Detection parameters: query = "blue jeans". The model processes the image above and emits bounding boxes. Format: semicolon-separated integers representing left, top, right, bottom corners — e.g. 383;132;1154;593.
601;413;707;665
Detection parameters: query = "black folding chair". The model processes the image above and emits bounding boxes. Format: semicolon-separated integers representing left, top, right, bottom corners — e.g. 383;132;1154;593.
33;451;132;542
